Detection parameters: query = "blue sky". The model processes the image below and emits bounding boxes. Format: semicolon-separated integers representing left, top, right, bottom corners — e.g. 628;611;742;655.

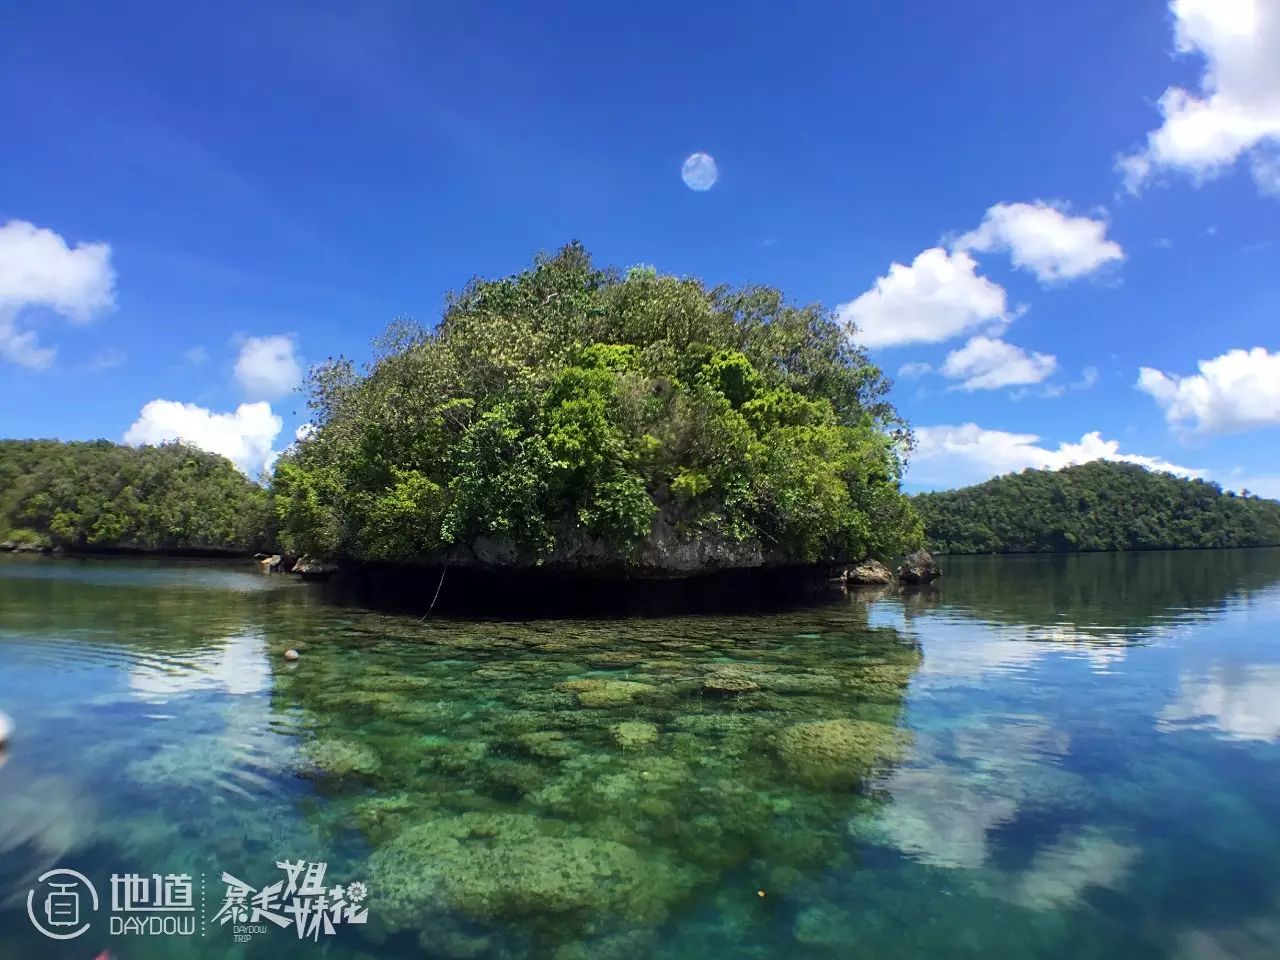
1;0;1277;493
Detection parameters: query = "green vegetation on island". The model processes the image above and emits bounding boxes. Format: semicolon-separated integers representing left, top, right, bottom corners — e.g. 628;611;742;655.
272;244;922;573
0;439;270;553
915;460;1280;555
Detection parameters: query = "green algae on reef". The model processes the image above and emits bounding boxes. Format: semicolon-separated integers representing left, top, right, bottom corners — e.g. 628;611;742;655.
266;607;923;956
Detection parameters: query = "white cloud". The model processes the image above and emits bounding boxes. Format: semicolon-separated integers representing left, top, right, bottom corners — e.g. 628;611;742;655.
909;423;1203;486
956;202;1124;283
0;220;116;369
940;336;1058;391
123;400;283;476
839;248;1009;348
183;346;209;367
1120;0;1280;195
1009;830;1138;911
897;361;933;379
1137;347;1280;435
234;334;302;399
854;718;1073;870
1159;665;1280;742
86;348;127;372
1254;149;1280;194
1038;365;1100;400
132;632;270;701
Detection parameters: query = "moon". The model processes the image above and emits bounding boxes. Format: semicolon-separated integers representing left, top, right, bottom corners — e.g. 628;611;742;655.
681;152;718;191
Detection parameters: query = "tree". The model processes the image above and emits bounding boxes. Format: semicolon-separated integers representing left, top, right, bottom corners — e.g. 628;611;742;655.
271;244;922;569
914;461;1280;554
0;440;271;552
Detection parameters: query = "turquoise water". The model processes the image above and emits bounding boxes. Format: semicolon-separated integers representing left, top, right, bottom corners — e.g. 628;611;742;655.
2;550;1280;958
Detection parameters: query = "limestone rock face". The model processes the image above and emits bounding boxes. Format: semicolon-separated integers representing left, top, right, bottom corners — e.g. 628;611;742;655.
846;560;894;585
897;549;941;585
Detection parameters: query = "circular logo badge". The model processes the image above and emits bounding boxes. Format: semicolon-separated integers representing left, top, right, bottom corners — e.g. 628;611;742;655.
27;867;99;940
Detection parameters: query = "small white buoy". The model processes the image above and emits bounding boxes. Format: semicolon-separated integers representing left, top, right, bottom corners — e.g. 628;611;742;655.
284;649;300;662
0;710;12;747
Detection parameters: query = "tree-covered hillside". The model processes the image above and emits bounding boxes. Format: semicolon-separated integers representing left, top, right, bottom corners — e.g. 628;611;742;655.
272;244;921;572
0;440;271;553
914;461;1280;554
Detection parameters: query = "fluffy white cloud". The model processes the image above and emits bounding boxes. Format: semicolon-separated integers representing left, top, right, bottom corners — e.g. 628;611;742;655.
839;248;1009;348
234;334;302;399
940;336;1058;391
841;201;1122;351
955;202;1124;283
1137;347;1280;435
909;423;1202;486
0;220;116;369
1120;0;1280;195
123;400;283;476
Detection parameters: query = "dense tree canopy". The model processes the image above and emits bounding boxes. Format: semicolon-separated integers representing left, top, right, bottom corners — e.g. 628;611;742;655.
272;244;921;570
0;440;271;553
915;461;1280;554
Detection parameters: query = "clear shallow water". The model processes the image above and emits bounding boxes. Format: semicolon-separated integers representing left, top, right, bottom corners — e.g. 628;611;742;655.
1;551;1279;959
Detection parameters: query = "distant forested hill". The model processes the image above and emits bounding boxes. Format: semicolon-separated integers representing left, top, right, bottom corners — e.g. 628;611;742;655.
0;439;271;553
913;461;1280;555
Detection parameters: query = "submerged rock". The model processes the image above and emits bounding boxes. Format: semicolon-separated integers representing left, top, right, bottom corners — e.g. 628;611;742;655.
517;731;578;760
897;550;941;585
292;557;340;580
0;710;11;747
775;719;909;789
284;648;300;661
846;559;894;585
794;902;860;948
611;721;659;749
368;812;697;930
701;670;761;696
298;738;381;778
558;678;658;708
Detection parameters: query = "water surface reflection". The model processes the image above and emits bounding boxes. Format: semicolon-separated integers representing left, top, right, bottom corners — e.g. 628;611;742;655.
0;550;1278;958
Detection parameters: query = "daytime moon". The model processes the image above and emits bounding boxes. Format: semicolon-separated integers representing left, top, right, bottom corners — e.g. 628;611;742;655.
681;152;718;191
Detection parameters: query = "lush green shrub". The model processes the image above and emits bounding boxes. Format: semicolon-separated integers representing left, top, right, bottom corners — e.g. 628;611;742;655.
272;244;921;566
